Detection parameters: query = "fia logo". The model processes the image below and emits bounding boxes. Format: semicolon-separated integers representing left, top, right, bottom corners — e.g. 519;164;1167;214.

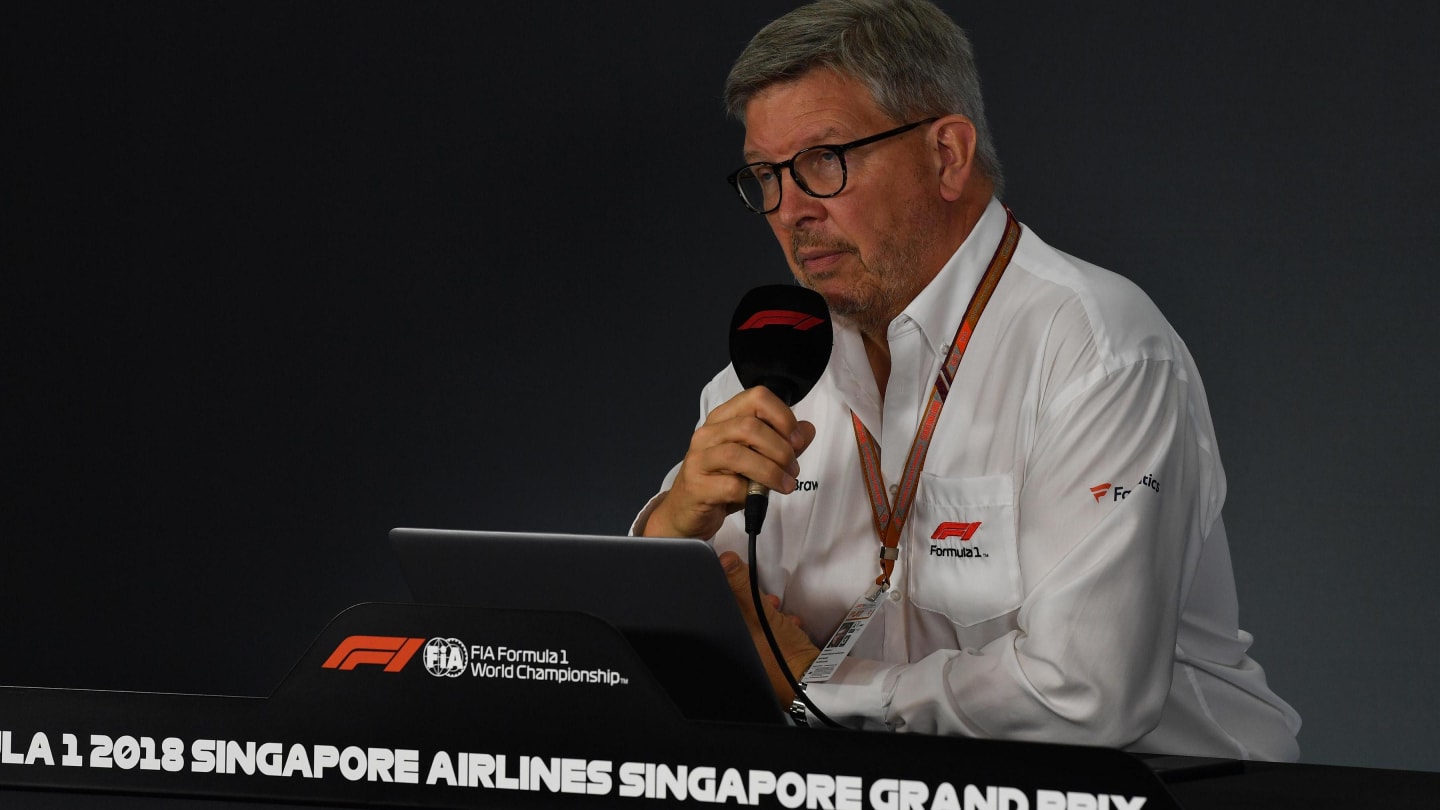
423;637;469;678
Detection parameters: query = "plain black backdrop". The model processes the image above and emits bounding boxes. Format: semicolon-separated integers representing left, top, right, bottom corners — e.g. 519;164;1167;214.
4;1;1438;772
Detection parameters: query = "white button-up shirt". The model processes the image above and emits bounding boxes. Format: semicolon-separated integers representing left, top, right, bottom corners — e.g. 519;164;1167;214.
641;199;1301;760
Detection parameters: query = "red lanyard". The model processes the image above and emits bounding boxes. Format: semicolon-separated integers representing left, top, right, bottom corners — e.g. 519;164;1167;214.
850;208;1021;593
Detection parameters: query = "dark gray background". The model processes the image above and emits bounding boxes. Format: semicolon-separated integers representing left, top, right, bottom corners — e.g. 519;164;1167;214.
4;1;1437;773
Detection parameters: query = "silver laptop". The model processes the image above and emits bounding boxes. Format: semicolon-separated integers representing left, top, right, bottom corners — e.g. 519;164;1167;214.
389;528;786;726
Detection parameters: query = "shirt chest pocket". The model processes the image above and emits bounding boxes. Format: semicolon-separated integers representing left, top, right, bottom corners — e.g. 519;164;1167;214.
906;472;1023;627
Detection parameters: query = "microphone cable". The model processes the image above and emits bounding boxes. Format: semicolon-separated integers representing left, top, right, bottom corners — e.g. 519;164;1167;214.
746;526;844;730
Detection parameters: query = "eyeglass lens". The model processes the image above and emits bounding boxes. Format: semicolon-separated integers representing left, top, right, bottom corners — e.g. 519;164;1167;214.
734;147;846;212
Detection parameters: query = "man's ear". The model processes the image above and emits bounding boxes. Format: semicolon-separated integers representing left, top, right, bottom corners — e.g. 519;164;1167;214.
933;115;978;202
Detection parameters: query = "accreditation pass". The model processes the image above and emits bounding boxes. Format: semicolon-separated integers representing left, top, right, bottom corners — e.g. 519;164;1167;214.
800;591;882;684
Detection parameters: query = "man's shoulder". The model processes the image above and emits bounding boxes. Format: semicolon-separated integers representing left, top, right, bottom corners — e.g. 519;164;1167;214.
1009;226;1162;321
1007;226;1186;367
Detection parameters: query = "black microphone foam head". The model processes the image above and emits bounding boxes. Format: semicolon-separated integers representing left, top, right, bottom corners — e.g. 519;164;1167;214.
728;285;833;406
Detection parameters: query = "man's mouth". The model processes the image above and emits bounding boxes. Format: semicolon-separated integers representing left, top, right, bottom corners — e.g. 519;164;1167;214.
794;246;853;276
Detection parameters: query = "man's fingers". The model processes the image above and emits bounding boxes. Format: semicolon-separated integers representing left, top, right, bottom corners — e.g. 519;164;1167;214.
793;419;817;454
695;440;797;494
703;388;813;454
717;549;819;703
719;550;752;601
703;386;798;436
721;551;807;630
650;387;821;541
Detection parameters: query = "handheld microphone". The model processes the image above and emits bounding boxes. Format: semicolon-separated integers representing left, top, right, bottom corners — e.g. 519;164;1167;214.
728;286;843;730
728;285;833;536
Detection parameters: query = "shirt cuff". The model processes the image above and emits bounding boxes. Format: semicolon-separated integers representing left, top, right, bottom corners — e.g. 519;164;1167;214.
629;491;668;536
803;657;901;731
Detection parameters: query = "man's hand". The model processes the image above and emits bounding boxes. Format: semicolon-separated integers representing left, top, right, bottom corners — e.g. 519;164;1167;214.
644;387;816;540
719;550;819;705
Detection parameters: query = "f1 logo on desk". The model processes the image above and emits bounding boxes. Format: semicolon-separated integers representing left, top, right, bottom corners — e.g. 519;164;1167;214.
322;636;425;673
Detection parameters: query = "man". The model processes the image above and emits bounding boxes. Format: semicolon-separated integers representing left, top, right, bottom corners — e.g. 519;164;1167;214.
635;0;1300;760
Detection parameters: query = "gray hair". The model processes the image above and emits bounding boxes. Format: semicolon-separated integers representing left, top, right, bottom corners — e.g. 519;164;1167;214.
724;0;1003;198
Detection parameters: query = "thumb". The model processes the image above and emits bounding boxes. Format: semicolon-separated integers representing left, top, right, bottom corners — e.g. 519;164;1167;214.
719;550;753;603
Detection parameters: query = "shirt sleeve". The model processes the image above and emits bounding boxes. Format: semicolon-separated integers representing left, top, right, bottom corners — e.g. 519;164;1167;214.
629;367;744;537
807;356;1221;747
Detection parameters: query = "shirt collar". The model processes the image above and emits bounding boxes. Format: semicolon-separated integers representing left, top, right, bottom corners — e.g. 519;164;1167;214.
827;197;1009;420
891;196;1010;358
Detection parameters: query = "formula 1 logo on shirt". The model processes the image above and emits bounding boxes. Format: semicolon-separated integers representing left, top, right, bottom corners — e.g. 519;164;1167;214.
931;522;982;541
929;522;989;559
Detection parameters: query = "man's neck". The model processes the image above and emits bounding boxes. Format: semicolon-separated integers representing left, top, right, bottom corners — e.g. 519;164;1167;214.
855;188;997;403
862;329;892;400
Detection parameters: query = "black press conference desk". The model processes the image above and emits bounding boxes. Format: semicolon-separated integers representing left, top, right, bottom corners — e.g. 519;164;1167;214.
1;603;1435;809
1164;760;1440;808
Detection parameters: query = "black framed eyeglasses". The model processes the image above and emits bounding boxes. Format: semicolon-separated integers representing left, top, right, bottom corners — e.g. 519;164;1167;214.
726;117;938;214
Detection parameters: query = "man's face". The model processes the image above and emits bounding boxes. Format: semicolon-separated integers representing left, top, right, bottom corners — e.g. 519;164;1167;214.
742;69;944;334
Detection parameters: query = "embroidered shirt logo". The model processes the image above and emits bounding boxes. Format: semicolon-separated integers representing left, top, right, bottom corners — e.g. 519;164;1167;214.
930;522;982;541
929;521;988;559
1090;475;1160;502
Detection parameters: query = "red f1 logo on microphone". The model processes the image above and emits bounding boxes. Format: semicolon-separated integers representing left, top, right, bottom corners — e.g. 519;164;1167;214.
738;310;825;331
931;522;982;541
322;636;425;672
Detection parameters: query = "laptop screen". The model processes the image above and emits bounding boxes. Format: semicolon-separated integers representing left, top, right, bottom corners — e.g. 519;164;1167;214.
389;528;786;726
